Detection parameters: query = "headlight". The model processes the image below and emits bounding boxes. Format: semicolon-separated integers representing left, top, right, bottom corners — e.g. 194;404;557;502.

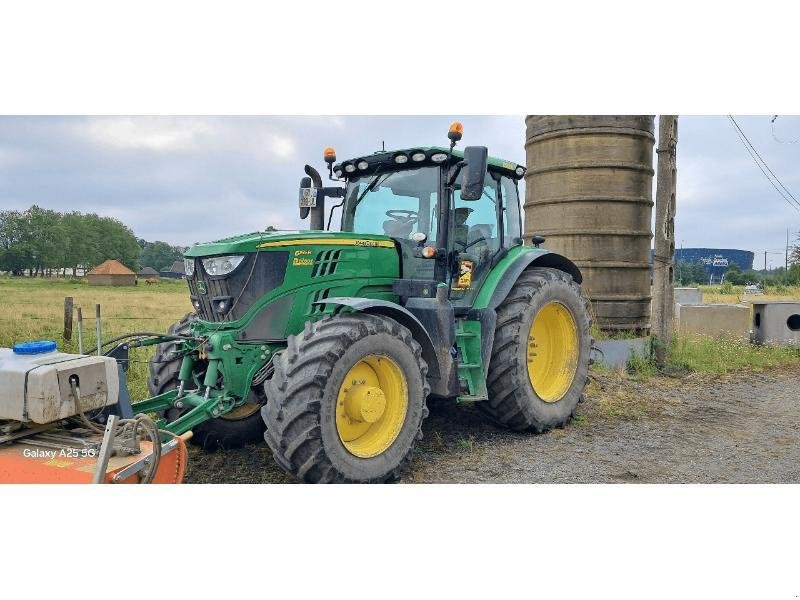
184;258;195;277
202;255;245;276
431;153;448;163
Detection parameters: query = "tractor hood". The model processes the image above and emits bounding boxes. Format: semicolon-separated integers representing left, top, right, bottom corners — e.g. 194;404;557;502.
184;230;396;257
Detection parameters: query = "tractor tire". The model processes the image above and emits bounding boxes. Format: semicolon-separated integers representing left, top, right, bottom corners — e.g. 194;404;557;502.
482;267;592;432
147;313;267;451
263;313;430;483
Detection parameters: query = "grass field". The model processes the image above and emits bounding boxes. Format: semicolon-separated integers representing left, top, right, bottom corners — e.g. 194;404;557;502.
698;284;800;304
668;334;800;373
0;276;192;400
2;277;798;401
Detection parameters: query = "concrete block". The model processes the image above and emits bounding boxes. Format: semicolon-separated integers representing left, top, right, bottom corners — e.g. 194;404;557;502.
674;287;702;306
592;337;651;369
676;303;751;342
751;302;800;347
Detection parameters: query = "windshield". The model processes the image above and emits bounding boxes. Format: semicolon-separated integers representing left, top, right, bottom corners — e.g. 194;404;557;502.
341;166;439;242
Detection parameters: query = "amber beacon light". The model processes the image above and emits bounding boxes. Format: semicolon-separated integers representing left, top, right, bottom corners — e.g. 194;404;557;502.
448;121;464;143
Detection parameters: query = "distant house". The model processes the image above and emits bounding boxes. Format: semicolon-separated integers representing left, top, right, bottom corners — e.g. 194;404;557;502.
137;266;160;281
87;259;136;286
160;260;186;280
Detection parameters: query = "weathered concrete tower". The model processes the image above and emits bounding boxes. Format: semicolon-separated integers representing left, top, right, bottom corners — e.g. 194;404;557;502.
525;116;655;332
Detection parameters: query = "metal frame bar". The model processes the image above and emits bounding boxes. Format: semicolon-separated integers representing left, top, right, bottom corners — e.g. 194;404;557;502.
111;437;180;483
92;415;118;484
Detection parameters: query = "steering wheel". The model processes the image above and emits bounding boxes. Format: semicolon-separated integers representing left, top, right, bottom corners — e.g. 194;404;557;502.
454;236;486;252
385;209;419;225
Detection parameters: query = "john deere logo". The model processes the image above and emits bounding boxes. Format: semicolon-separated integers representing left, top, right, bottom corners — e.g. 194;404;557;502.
196;281;207;294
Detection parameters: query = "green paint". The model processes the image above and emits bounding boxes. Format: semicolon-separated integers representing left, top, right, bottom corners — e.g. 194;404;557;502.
455;319;487;402
472;245;549;310
184;230;396;257
134;233;402;431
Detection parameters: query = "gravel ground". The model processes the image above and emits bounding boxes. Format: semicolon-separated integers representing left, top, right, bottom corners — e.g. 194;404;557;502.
185;364;800;484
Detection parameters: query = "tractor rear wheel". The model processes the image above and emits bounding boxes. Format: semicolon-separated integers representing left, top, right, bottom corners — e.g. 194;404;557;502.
148;313;267;450
483;267;592;432
263;313;430;483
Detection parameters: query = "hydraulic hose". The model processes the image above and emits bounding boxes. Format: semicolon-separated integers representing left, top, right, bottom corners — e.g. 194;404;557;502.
84;331;195;356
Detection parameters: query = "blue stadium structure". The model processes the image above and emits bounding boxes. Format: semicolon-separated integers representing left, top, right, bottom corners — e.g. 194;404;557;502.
675;248;754;284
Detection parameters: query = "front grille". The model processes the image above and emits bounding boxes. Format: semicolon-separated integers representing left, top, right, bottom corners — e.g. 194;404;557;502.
186;251;289;322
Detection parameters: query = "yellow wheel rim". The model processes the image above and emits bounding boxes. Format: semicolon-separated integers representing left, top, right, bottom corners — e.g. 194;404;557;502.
221;403;261;420
336;354;408;458
527;301;579;403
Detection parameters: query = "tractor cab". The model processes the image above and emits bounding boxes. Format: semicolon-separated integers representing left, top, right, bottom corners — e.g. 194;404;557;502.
302;124;526;306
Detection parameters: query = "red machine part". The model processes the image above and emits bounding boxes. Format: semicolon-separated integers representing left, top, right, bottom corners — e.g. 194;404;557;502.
0;435;188;484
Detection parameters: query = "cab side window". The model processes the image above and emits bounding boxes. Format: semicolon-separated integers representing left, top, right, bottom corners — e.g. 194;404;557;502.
450;171;501;304
451;173;500;256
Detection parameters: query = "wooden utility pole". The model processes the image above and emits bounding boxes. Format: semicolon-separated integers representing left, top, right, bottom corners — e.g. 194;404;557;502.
787;228;790;272
652;116;678;365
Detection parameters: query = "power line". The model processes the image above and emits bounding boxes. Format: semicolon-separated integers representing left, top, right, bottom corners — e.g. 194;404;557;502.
729;115;800;211
727;115;800;213
771;115;800;145
731;116;800;206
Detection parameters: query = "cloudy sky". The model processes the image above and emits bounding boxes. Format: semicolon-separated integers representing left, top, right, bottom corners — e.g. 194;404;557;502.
1;115;798;268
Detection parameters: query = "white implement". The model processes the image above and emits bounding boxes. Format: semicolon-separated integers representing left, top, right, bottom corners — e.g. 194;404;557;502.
0;345;119;424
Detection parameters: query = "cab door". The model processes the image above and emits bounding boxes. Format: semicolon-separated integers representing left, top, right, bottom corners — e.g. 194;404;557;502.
448;171;503;308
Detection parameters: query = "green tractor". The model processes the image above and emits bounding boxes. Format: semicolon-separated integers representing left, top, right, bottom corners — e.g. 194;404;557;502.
143;123;592;483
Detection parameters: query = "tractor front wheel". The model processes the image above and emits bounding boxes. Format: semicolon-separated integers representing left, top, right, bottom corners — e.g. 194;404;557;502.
263;313;430;483
483;267;592;432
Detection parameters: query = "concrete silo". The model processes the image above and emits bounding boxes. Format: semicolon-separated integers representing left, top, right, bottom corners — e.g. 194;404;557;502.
525;116;655;332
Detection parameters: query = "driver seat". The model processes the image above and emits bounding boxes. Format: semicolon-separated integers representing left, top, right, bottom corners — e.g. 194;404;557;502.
382;218;414;239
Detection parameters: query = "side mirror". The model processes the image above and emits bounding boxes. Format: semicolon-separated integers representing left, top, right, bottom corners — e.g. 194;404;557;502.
459;146;488;201
299;176;315;219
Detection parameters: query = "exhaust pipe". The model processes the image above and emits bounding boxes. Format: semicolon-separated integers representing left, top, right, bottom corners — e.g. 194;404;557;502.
298;164;344;232
304;165;325;231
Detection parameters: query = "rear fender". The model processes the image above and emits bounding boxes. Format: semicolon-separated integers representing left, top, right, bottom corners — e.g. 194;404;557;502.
469;248;583;375
481;250;582;313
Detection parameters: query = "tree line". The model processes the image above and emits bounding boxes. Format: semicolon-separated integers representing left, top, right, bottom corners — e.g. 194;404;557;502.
677;261;800;287
137;239;187;273
676;244;800;288
0;206;185;277
721;262;800;287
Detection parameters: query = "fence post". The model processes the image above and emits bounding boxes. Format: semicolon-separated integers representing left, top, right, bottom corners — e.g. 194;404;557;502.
63;297;74;341
77;306;84;354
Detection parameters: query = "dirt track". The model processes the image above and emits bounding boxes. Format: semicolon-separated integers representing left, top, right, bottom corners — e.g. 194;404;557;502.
185;365;800;484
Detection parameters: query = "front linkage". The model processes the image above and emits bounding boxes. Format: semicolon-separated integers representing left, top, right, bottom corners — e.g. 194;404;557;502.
129;326;279;436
